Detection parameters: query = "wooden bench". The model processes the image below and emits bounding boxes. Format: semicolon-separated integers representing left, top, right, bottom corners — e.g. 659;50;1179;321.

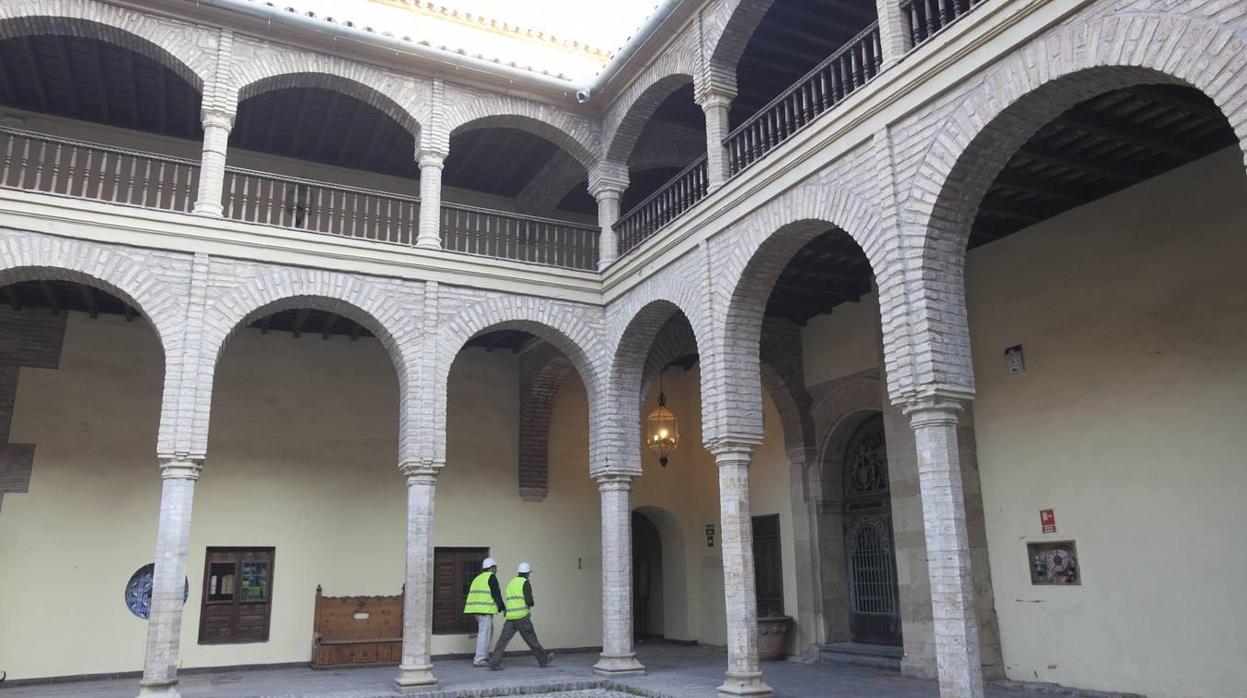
311;585;403;668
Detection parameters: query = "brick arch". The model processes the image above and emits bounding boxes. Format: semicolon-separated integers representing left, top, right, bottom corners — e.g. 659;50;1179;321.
0;0;211;91
0;233;190;456
709;180;884;445
237;72;422;138
703;0;776;91
517;342;577;502
902;7;1247;401
197;269;420;461
810;372;883;497
443;98;600;168
229;48;426;136
432;294;604;468
603;72;696;164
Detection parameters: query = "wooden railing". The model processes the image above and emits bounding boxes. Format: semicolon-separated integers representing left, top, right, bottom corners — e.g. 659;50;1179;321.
222;168;421;246
0;127;199;212
902;0;985;46
441;202;599;270
725;22;883;176
613;155;709;255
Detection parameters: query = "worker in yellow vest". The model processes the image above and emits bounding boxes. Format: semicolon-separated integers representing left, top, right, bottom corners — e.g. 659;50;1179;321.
487;561;553;670
463;556;506;667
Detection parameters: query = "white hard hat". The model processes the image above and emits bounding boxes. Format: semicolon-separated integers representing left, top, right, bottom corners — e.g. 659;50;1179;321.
517;562;532;574
482;557;498;569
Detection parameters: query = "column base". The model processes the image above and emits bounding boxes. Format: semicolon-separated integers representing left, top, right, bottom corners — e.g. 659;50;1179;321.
717;670;774;698
192;204;223;218
593;653;646;677
394;663;437;692
136;678;180;698
596;257;616;272
415;238;442;250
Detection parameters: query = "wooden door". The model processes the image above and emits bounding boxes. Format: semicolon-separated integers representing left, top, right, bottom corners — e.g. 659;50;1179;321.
752;514;784;618
198;547;275;644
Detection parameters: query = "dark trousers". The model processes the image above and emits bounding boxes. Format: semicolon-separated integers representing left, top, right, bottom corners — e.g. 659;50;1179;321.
488;616;549;667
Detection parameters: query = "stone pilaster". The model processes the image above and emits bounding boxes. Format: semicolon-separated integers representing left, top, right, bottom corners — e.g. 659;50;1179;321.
192;110;234;218
588;162;629;270
137;458;202;698
875;0;912;66
904;399;984;698
416;150;446;249
593;472;646;676
395;461;440;692
710;444;773;698
695;86;736;191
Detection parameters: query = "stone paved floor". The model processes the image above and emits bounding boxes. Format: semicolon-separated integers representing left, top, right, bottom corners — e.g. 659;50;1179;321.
0;644;1043;697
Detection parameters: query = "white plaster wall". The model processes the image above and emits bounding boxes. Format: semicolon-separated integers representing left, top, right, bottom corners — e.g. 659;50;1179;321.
964;148;1247;698
793;147;1247;698
632;366;799;649
802;291;880;387
0;319;602;679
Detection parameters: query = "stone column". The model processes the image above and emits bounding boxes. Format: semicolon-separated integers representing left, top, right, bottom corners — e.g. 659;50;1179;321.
137;458;201;697
711;444;773;698
875;0;913;66
395;462;440;692
588;162;629;269
192;110;234;218
416;150;446;249
905;399;984;698
696;87;736;191
593;472;646;676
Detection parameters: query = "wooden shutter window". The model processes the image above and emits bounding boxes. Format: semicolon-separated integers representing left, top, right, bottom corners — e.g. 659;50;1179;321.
198;547;276;645
432;547;489;635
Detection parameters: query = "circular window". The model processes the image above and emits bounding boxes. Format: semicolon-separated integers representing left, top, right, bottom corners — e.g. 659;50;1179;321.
125;563;189;620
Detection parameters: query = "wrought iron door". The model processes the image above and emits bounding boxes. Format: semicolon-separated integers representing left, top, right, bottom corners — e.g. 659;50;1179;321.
842;413;902;645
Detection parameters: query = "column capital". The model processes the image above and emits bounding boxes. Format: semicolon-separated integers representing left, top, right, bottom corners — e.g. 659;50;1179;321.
594;470;638;491
200;108;235;130
399;460;442;485
706;440;758;465
694;81;737;110
902;397;963;428
159;457;202;481
417;149;448;170
588;161;630;199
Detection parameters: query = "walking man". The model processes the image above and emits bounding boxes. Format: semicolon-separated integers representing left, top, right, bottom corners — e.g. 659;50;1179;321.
463;556;506;667
488;562;553;670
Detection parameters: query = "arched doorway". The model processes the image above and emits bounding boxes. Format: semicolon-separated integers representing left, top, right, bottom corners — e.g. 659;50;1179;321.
632;510;663;640
841;412;901;646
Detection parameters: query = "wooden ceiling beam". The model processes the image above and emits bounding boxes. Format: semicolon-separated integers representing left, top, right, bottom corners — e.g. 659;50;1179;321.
1057;111;1193;157
1126;86;1224;119
313;91;342;160
334;99;367;166
37;281;59;314
259;313;274;335
991;174;1089;204
1016;147;1138;182
125;49;141;128
93;39;112;123
349;320;363;341
1;286;20;311
291;308;311;338
78;284;99;318
123;304;136;322
320;311;338;339
978;205;1042;223
52;36;82;116
21;36;51;113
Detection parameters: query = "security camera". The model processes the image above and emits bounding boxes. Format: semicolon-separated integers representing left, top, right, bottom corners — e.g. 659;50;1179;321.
575;88;591;104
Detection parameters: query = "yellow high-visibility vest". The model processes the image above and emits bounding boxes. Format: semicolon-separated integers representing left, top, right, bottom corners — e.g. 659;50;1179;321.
504;576;530;620
463;572;497;614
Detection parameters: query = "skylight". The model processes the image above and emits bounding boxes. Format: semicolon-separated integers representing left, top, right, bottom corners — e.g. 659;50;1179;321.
276;0;667;83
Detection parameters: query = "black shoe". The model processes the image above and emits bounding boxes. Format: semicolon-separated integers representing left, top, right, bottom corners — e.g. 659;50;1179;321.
489;665;503;671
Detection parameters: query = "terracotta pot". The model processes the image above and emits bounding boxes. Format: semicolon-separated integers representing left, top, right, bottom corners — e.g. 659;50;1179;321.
756;616;792;660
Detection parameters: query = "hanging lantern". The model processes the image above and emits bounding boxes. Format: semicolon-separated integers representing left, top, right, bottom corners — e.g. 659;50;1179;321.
646;372;679;467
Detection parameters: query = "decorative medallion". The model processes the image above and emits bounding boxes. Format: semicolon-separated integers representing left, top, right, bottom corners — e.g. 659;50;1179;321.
125;563;190;620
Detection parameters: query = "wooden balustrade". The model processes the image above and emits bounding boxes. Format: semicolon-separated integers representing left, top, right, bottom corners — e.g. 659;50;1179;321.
902;0;984;46
0;127;199;212
222;168;421;246
441;203;599;270
613;156;709;255
724;22;883;177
